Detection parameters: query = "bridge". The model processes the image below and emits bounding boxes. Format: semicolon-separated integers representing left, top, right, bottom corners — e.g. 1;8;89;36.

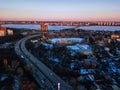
0;21;120;31
15;34;72;90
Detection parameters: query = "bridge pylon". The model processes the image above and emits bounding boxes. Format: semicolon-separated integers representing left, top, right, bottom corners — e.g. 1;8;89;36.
40;24;48;31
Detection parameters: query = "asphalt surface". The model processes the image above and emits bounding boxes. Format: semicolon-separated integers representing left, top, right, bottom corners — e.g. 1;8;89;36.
15;34;72;90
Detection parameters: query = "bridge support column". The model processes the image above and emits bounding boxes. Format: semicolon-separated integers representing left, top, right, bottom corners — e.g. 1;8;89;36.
40;24;48;31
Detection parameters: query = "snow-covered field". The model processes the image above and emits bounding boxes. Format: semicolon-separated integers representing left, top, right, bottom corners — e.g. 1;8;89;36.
42;37;92;55
67;44;92;55
76;26;120;31
67;44;91;52
49;38;83;44
2;24;75;30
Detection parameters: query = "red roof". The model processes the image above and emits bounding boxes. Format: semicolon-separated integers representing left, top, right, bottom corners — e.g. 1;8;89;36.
0;27;6;31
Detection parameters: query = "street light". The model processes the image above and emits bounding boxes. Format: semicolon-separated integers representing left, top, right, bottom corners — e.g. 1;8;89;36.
58;83;60;90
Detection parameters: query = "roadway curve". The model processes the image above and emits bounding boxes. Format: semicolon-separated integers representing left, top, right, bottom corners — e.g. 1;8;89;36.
15;34;72;90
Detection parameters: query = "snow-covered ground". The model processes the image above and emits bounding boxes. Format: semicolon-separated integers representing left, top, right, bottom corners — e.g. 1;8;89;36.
67;44;91;51
42;41;92;56
0;75;7;81
42;38;92;56
41;42;53;49
76;26;120;31
49;38;83;44
42;38;83;50
67;44;92;55
67;45;80;51
13;76;20;90
0;74;20;90
49;58;60;63
2;24;75;30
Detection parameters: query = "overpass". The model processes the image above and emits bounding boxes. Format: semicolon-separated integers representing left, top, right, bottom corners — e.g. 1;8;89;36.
15;34;72;90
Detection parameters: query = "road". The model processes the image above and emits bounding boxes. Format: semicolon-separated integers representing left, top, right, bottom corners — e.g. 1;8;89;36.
15;34;72;90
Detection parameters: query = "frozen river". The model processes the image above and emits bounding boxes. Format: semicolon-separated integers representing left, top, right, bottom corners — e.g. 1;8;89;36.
76;26;120;31
2;24;120;31
2;24;75;30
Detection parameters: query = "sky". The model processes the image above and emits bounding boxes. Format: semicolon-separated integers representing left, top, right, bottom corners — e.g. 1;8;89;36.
0;0;120;21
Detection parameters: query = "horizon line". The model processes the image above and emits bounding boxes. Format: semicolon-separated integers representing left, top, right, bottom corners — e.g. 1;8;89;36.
0;20;120;22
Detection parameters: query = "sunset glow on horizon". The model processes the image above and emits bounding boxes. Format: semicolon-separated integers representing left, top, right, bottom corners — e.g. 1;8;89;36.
0;0;120;21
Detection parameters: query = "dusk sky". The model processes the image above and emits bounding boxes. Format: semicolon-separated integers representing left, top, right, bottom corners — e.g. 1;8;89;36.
0;0;120;21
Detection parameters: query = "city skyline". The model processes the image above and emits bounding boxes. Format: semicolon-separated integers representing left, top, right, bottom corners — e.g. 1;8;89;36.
0;0;120;21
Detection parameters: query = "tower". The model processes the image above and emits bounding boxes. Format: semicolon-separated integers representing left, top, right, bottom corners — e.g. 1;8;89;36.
40;24;48;31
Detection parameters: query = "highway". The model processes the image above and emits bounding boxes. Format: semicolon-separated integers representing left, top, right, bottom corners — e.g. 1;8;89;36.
15;38;54;89
15;34;72;90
